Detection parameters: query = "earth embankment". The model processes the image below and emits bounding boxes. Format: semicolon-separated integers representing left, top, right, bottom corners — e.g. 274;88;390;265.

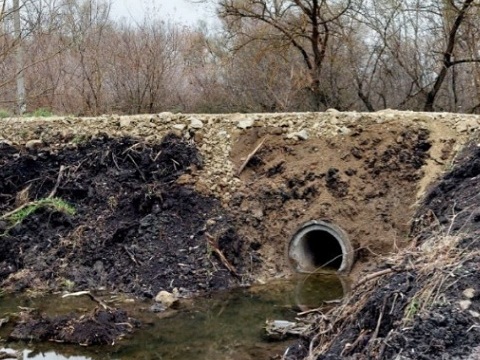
2;110;480;354
0;110;476;289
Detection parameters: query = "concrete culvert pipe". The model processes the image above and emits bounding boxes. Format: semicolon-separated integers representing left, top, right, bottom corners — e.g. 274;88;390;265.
288;220;354;274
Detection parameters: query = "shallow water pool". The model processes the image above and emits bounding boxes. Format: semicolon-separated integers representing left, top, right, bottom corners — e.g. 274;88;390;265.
0;274;345;360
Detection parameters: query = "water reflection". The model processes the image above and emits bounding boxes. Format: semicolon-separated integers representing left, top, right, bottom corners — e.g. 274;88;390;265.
0;274;345;360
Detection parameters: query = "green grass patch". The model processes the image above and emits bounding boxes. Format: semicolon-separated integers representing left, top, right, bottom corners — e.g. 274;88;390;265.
25;108;54;117
3;197;76;226
0;109;11;119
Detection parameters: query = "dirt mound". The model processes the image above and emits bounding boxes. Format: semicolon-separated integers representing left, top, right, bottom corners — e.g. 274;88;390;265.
0;134;243;296
413;140;480;240
303;138;480;359
10;308;137;346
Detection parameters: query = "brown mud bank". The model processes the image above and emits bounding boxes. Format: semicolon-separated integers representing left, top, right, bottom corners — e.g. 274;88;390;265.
0;110;479;350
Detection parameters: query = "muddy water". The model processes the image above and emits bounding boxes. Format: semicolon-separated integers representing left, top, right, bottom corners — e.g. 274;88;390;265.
0;274;345;360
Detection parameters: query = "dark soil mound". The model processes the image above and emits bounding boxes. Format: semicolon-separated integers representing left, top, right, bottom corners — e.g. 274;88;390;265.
0;134;243;296
307;138;480;360
413;140;480;241
10;308;137;346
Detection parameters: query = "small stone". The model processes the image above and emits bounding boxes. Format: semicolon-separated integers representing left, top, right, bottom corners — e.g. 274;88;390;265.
287;129;309;140
194;132;204;143
296;129;309;140
469;310;480;318
119;118;131;128
339;126;351;135
459;300;472;310
252;207;264;219
155;290;178;308
326;108;339;113
150;303;167;313
189;118;203;129
218;130;229;138
158;112;173;118
172;124;186;131
237;118;255;129
463;288;475;299
456;119;478;133
25;139;43;150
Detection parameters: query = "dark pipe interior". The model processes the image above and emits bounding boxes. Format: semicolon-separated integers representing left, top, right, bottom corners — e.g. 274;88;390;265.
304;230;343;270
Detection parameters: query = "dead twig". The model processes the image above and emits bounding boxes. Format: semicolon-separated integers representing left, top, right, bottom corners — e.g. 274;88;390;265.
206;232;240;278
298;308;324;316
48;165;66;199
123;245;140;266
152;150;162;162
122;143;143;155
62;291;112;310
127;154;147;182
1;203;29;221
340;329;370;357
353;268;397;290
111;153;121;171
369;297;387;344
236;137;266;176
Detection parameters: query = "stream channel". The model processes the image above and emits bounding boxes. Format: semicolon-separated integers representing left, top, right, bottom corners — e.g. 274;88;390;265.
0;274;345;360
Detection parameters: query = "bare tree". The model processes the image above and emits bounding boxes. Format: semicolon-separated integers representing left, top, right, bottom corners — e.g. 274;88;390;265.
107;18;182;114
424;0;480;111
218;0;353;110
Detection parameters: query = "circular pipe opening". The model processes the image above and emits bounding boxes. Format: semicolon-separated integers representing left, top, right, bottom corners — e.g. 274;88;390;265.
288;220;354;274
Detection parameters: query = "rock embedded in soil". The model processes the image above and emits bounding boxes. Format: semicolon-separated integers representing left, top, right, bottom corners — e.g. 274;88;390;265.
459;300;472;310
237;118;255;129
464;288;475;299
189;117;203;129
155;290;178;309
25;139;43;150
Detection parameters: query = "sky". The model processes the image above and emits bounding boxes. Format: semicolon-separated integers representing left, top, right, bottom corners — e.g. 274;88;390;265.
110;0;218;26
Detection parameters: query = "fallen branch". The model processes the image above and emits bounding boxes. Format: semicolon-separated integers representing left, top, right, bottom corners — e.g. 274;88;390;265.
62;290;112;310
236;137;266;176
206;232;240;278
